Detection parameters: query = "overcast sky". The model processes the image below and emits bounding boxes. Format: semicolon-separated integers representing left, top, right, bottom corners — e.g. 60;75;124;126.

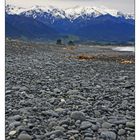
6;0;134;14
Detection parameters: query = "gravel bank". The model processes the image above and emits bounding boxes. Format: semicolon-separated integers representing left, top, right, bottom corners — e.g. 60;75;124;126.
5;39;135;140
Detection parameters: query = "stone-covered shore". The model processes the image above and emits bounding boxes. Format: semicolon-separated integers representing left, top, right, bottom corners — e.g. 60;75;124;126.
5;39;135;140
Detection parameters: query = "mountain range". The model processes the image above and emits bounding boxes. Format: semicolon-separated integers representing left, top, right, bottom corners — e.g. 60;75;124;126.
5;4;135;43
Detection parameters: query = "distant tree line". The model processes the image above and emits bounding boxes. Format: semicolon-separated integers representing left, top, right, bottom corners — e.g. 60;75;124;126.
56;39;75;46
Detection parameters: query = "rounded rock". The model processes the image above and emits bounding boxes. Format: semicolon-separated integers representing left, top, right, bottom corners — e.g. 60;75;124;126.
102;122;112;129
126;122;135;128
127;137;135;140
118;129;126;135
80;121;92;130
101;131;116;140
18;133;32;140
9;130;17;136
71;111;86;121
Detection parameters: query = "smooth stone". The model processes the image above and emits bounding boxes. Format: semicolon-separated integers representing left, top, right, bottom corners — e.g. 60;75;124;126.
84;133;93;137
46;130;64;137
131;132;135;136
67;90;79;94
55;108;66;113
60;98;66;103
69;95;86;100
12;86;20;90
18;133;32;140
69;136;75;140
109;119;127;125
71;111;86;121
81;128;93;133
94;110;101;117
53;88;61;93
9;121;21;129
9;130;17;136
9;115;22;121
48;121;57;128
126;122;135;128
119;136;126;140
101;131;116;140
42;110;58;117
80;121;92;130
59;119;70;125
67;130;79;134
54;138;64;140
75;121;81;127
121;100;128;108
62;124;68;129
127;137;135;140
55;126;65;132
118;129;126;135
92;124;98;131
84;137;93;140
102;122;112;129
50;134;55;139
81;101;89;106
28;123;34;129
6;90;12;94
49;98;57;104
75;120;81;124
19;86;28;91
16;126;28;133
119;124;123;129
42;85;47;89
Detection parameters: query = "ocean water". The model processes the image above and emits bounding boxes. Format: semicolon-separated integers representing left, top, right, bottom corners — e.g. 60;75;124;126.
112;47;135;52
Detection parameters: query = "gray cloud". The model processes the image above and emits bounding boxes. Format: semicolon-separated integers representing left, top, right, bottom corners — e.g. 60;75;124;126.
6;0;134;14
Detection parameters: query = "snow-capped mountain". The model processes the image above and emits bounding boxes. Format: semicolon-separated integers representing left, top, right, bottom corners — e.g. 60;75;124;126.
20;5;66;19
6;4;26;15
65;6;134;20
5;4;135;43
6;4;134;20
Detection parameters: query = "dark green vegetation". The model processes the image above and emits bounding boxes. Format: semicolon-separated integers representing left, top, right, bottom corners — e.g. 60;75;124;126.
6;13;135;44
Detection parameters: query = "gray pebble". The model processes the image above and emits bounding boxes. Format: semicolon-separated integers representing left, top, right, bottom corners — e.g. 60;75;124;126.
118;129;126;135
84;137;93;140
126;122;135;128
55;126;65;132
102;122;112;129
101;131;116;140
18;133;32;140
46;130;64;137
67;130;79;135
80;121;92;130
9;121;21;129
127;137;135;140
71;111;86;121
67;90;79;94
